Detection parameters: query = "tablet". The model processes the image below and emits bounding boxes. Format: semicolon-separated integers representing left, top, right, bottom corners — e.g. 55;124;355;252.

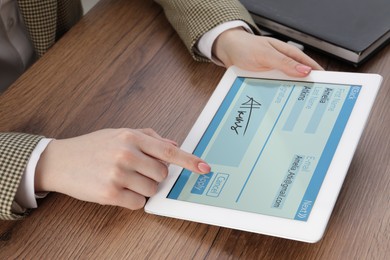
145;67;382;243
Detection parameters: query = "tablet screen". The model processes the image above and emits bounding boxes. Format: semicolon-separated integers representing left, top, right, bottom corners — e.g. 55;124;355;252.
167;77;361;221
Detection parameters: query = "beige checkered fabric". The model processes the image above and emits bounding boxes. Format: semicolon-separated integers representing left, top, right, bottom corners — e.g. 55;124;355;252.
17;0;83;57
156;0;259;61
0;133;44;220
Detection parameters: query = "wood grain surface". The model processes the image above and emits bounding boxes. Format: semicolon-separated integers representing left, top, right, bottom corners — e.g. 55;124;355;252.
0;0;389;259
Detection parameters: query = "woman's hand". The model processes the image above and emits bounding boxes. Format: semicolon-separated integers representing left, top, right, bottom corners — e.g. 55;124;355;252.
35;128;210;210
213;28;323;77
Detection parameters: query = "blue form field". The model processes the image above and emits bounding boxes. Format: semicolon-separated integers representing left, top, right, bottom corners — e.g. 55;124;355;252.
305;87;334;134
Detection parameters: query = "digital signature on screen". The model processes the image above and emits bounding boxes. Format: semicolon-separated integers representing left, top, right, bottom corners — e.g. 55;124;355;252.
168;77;361;221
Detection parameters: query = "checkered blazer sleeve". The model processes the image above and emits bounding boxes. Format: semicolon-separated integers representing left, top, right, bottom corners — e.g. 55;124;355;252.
17;0;83;57
0;133;44;220
156;0;260;61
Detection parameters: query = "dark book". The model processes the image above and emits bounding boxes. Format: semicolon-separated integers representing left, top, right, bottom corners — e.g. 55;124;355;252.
240;0;390;65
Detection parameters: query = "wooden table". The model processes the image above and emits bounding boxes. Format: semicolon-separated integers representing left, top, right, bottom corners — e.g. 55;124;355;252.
1;0;389;258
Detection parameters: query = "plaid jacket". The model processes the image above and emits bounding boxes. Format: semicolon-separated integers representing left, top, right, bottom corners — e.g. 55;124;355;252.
1;0;257;220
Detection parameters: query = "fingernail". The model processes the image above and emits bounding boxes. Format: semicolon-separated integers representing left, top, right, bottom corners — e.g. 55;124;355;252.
295;64;312;74
198;162;211;173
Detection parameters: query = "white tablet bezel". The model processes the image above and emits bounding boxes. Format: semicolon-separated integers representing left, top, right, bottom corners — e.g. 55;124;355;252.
145;66;382;243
